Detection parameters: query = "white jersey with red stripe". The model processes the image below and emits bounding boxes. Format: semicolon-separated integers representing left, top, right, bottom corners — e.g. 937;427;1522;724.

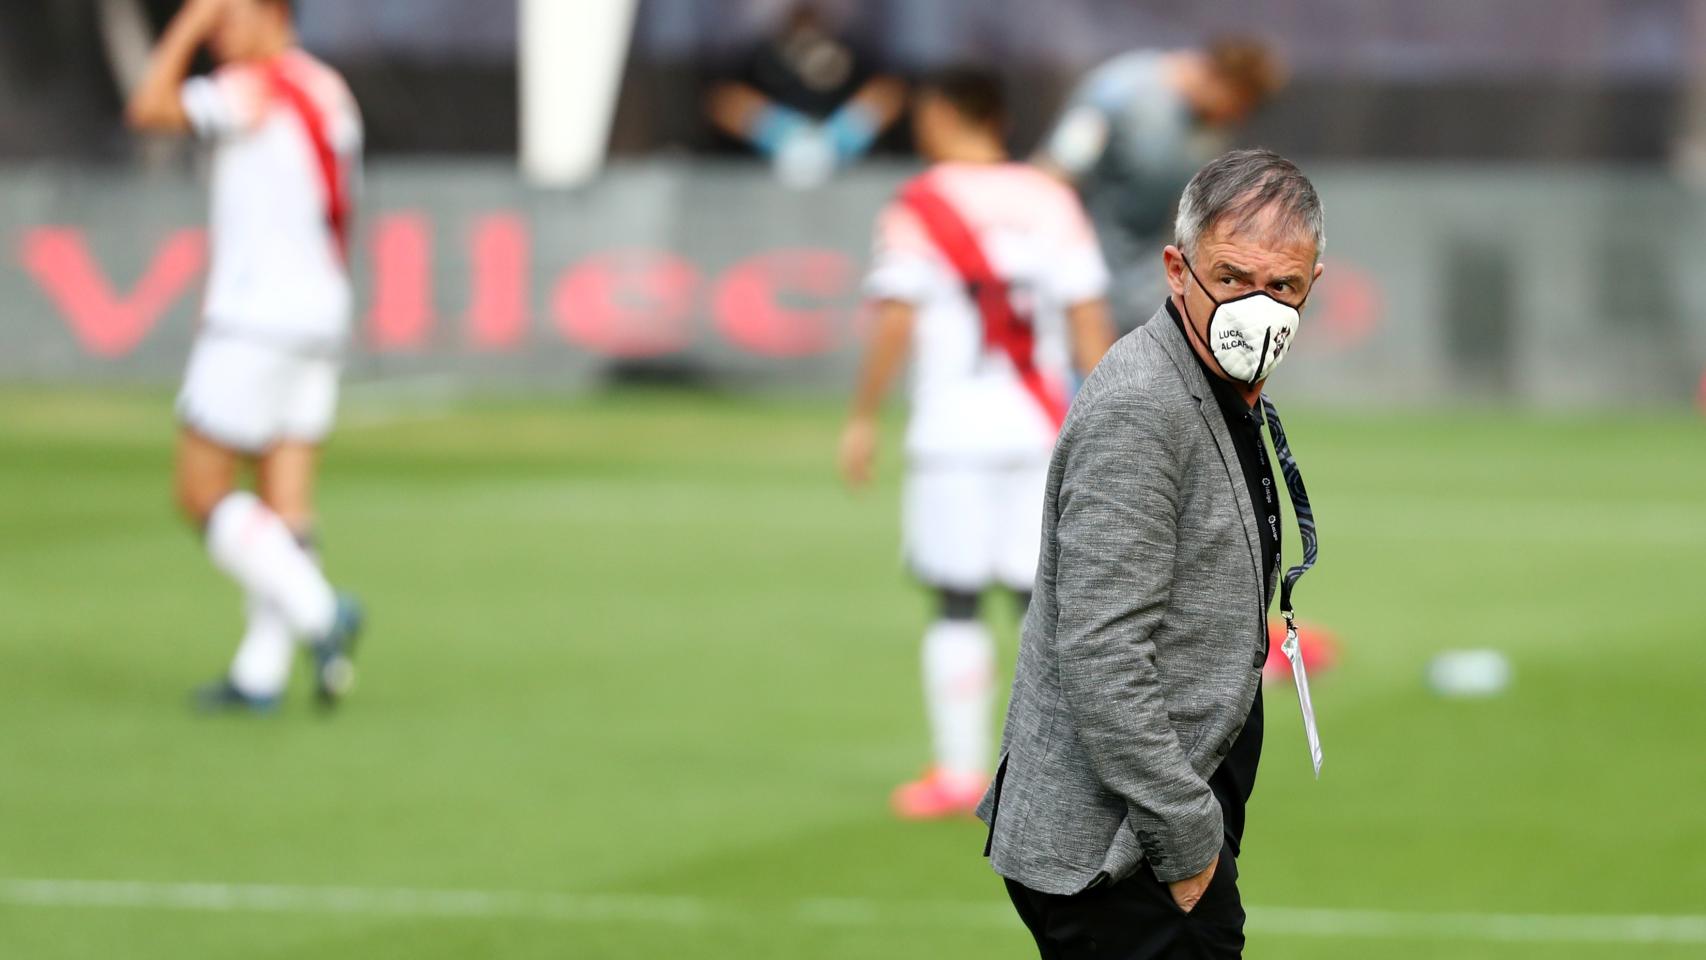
181;49;361;348
866;162;1109;463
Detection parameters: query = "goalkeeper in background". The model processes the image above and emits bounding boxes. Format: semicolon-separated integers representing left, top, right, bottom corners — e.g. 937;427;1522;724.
1037;38;1285;329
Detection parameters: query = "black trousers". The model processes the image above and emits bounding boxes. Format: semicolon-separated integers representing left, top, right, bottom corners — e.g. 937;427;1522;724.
1004;842;1244;959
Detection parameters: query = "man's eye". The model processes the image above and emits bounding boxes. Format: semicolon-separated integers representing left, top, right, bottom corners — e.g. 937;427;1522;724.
1219;276;1239;286
1272;282;1292;293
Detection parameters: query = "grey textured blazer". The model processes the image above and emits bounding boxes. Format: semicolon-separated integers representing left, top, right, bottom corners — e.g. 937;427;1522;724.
978;304;1275;895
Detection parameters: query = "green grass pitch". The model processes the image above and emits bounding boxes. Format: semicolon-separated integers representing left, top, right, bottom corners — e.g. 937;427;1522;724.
1;388;1703;959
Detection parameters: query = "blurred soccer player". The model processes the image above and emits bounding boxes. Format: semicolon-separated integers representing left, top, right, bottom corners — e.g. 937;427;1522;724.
126;0;363;711
840;67;1115;819
1037;39;1285;328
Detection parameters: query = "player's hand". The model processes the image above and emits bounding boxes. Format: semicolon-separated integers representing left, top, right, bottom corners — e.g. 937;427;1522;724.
1167;853;1218;914
179;0;232;34
838;416;879;490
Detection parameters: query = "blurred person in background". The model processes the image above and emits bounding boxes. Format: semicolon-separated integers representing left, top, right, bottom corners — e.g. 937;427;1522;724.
1037;38;1286;329
706;1;905;188
839;66;1116;820
126;0;364;712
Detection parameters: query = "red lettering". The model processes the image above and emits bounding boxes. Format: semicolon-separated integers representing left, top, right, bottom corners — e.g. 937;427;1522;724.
366;213;433;350
464;214;529;350
553;250;698;357
713;249;851;357
19;226;205;357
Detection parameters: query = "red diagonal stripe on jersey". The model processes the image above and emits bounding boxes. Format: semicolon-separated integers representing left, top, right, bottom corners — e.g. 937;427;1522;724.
900;176;1067;430
264;59;349;264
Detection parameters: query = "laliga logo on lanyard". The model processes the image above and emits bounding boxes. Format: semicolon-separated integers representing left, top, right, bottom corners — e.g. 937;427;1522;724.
1183;257;1305;385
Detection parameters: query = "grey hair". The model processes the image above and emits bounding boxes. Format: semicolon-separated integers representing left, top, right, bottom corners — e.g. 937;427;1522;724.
1174;148;1325;261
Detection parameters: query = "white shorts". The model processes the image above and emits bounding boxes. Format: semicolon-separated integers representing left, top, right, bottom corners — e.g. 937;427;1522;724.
903;459;1050;592
176;334;340;454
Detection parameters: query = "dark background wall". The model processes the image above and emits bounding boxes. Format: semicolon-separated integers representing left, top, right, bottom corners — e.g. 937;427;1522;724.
1;0;1700;161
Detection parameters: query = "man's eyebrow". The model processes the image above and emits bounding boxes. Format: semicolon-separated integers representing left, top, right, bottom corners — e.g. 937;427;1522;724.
1211;261;1253;281
1269;273;1306;287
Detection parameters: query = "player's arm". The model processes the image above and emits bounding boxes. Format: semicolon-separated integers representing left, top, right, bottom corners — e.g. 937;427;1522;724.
1034;57;1131;187
1066;298;1116;376
1034;102;1114;189
125;0;227;133
838;298;915;489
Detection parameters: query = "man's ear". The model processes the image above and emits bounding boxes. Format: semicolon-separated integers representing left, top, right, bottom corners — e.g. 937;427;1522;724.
1300;261;1325;308
1162;244;1188;298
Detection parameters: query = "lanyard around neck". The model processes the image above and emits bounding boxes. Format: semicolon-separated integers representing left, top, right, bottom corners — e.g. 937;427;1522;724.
1258;395;1316;618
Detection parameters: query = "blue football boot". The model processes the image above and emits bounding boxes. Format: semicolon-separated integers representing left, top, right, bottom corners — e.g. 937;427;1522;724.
309;593;364;709
192;678;281;714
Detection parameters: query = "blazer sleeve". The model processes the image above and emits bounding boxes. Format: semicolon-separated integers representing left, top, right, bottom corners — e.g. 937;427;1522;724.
1052;391;1224;882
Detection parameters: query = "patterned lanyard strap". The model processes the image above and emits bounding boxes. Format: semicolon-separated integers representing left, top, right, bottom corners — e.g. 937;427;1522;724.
1259;395;1317;624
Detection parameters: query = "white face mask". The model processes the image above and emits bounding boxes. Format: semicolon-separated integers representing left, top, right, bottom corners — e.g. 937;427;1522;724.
1182;258;1306;385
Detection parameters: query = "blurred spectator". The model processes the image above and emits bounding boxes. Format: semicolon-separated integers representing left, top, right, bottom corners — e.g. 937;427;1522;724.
1674;0;1706;187
1036;38;1285;328
705;2;904;188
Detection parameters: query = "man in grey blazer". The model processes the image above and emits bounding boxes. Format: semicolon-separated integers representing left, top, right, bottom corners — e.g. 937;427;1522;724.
978;148;1325;958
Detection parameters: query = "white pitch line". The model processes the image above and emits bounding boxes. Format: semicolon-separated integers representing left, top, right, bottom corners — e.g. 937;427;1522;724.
1245;905;1706;945
3;878;1705;945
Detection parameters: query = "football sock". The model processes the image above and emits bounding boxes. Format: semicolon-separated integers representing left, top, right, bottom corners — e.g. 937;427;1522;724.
922;619;995;781
229;591;293;698
206;491;336;639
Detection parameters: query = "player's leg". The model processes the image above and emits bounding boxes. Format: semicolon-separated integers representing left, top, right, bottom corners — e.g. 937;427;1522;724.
176;426;312;710
182;341;343;650
257;439;320;534
894;462;997;819
176;337;281;709
174;425;244;529
226;589;293;706
266;354;361;706
220;441;321;706
200;486;346;662
256;440;357;704
994;458;1050;609
922;586;996;781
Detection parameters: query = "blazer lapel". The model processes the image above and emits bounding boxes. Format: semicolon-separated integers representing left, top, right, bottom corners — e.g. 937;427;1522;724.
1196;394;1265;595
1148;306;1265;594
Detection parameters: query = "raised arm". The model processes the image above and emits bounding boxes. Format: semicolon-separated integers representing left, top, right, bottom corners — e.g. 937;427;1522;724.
1052;393;1223;885
1034;53;1150;187
125;0;228;133
1035;102;1111;187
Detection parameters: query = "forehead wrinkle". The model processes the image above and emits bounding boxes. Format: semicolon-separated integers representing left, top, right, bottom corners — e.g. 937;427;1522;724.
1199;236;1314;285
1200;216;1316;273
